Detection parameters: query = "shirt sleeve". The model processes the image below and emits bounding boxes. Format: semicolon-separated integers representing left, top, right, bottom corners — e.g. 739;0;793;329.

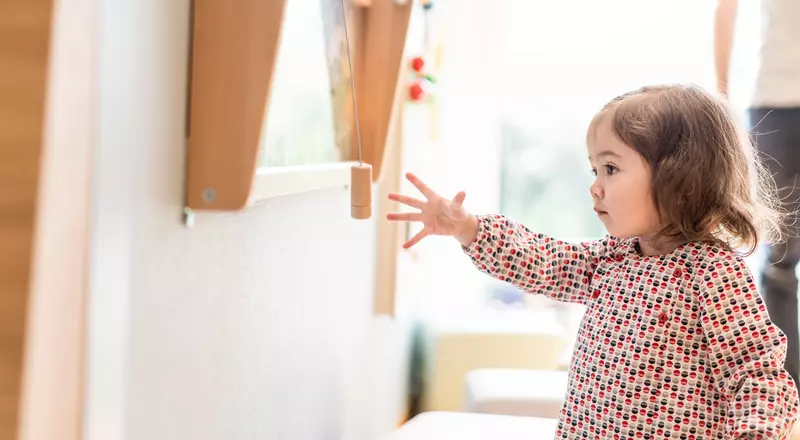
698;251;799;438
461;213;617;305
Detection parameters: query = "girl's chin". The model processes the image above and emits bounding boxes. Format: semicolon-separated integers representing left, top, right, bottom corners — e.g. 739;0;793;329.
602;222;637;239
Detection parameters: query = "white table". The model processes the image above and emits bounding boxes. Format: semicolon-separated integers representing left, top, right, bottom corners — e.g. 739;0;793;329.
381;411;558;440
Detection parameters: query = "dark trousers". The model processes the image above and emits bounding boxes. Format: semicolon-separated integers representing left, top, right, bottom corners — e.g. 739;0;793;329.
748;107;800;384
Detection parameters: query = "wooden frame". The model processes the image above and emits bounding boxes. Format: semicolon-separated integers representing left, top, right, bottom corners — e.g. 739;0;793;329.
185;0;412;211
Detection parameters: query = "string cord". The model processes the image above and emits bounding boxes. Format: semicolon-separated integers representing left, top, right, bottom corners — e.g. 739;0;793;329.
339;0;364;165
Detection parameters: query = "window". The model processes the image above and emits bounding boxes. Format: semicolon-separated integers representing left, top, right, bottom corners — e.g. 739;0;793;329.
402;0;763;331
418;0;760;312
485;0;762;326
496;0;724;239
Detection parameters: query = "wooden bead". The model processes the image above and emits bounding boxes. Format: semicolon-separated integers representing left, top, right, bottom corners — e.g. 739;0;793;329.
351;163;372;219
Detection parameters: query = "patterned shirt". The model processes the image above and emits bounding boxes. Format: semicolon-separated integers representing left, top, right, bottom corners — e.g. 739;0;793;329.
462;214;799;439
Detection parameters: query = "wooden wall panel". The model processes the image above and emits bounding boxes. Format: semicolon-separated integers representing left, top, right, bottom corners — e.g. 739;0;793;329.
0;1;55;437
1;1;94;439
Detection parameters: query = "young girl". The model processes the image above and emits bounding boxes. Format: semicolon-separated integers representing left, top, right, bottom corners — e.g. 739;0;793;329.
387;84;800;439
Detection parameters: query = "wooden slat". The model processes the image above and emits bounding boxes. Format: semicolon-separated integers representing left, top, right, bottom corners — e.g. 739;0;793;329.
374;100;404;316
354;0;412;182
186;0;288;210
0;1;54;437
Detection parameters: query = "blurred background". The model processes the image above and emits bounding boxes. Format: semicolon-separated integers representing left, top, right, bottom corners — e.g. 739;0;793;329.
1;0;775;439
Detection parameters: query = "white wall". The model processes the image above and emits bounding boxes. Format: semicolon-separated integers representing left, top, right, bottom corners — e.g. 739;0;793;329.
84;1;409;439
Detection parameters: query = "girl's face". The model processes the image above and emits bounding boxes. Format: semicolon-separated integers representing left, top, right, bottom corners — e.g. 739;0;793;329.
587;116;661;242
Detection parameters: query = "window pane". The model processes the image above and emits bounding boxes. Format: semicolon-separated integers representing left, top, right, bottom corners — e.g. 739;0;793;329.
259;0;340;168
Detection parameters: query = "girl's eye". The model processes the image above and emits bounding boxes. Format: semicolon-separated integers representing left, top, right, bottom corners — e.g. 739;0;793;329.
605;164;618;175
591;168;597;176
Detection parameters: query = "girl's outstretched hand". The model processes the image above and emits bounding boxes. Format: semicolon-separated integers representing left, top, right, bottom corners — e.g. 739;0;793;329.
386;173;480;249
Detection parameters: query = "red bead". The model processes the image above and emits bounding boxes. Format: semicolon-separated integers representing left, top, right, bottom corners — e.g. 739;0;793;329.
409;81;427;102
410;56;426;73
408;79;432;102
615;254;625;262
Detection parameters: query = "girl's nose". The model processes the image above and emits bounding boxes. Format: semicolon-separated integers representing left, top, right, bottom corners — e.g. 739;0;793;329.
590;182;604;200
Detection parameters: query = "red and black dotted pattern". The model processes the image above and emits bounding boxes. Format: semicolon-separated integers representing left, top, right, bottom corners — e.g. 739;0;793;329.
462;214;799;439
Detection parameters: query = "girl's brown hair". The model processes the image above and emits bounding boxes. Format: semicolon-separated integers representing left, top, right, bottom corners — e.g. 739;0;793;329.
595;84;787;255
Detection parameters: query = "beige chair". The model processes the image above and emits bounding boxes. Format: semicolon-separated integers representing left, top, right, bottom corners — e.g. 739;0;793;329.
421;313;567;412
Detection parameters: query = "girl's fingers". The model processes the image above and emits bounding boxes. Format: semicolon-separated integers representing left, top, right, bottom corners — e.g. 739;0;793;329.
451;191;466;207
386;212;423;222
405;173;436;200
403;229;428;249
387;192;425;209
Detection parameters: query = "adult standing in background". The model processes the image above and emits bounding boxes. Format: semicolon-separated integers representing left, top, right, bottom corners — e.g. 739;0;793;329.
715;0;800;383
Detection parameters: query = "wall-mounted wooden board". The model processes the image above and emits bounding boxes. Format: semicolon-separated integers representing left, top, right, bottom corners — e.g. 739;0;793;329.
353;0;412;180
185;0;412;211
186;0;288;210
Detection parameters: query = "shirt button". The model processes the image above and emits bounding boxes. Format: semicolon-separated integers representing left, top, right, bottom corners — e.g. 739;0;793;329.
658;312;669;324
615;254;624;262
673;268;682;278
592;289;601;299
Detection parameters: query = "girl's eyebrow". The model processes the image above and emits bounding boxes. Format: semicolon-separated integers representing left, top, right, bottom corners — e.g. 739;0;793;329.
588;150;622;160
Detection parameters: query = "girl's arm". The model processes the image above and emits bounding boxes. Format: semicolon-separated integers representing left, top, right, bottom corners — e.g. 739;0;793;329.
698;251;799;437
461;213;616;305
714;0;738;97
